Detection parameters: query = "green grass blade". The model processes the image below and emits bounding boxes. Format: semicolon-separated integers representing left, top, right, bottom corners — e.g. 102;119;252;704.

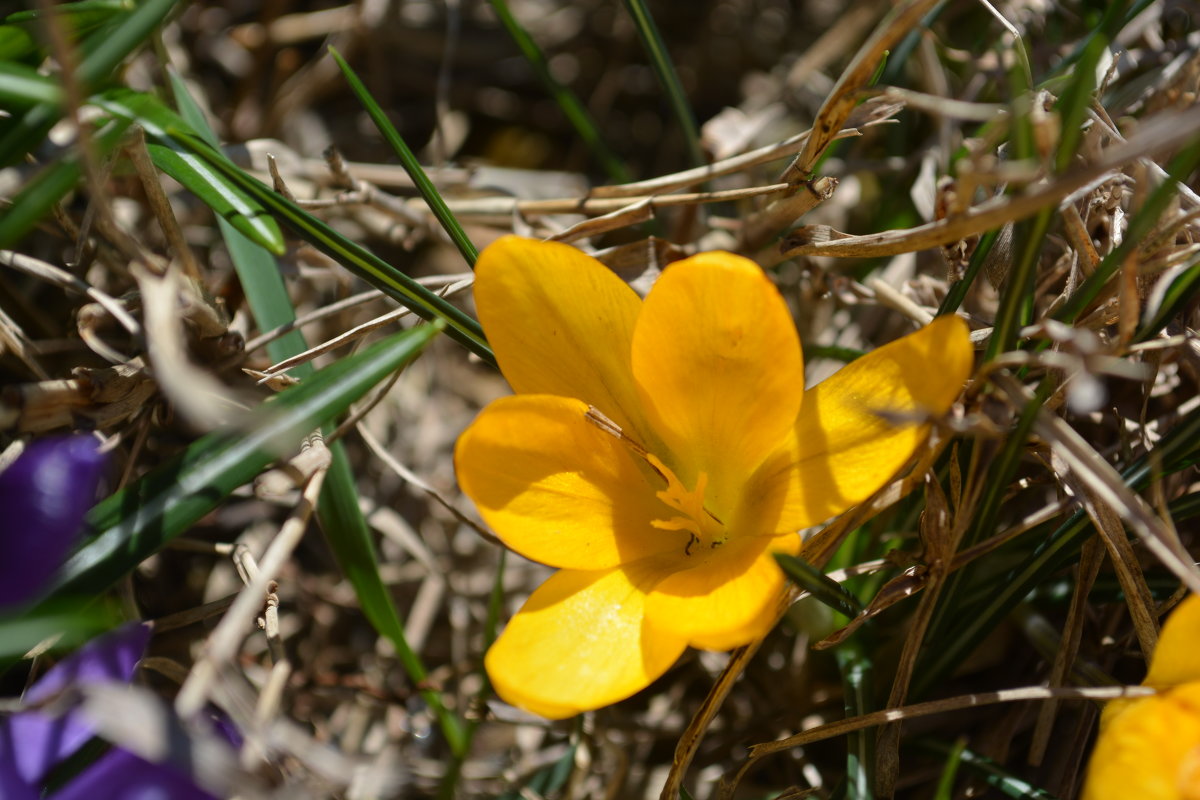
328;46;478;267
1136;257;1200;342
168;68;465;755
1053;2;1125;175
89;87;285;254
916;739;1060;799
936;227;999;316
916;377;1053;692
776;553;864;619
0;23;40;62
498;742;578;800
317;442;467;756
486;0;630;183
932;738;966;800
0;61;64;108
5;0;138;32
916;412;1200;695
42;322;441;601
1054;134;1200;325
984;58;1048;360
0;601;121;659
168;128;495;364
984;209;1052;360
0;116;130;250
620;0;705;168
837;643;875;800
0;0;177;167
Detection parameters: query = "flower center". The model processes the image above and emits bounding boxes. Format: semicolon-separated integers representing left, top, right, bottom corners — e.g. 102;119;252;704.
646;454;728;556
583;405;729;557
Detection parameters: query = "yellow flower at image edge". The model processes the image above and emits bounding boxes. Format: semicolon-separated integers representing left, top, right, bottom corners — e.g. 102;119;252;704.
454;236;973;719
1083;595;1200;800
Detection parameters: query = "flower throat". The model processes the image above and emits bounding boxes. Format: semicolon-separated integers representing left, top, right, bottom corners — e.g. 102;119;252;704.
585;406;728;556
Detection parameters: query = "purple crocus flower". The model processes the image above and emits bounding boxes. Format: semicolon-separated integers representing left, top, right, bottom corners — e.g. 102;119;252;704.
0;435;109;608
0;623;151;787
0;624;220;799
48;746;218;800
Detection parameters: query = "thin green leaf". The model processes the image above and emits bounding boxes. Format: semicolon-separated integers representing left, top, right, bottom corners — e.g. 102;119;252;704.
486;0;630;183
937;227;999;316
621;0;705;168
0;0;177;167
917;413;1200;695
916;377;1053;695
1136;257;1200;342
0;25;39;62
2;1;137;64
932;738;966;800
316;443;467;756
439;549;507;798
0;601;120;659
1055;134;1200;325
168;127;495;365
43;322;442;601
0;61;64;108
328;46;479;267
5;0;136;27
89;87;285;254
985;209;1052;360
1053;2;1126;174
837;644;875;800
776;552;864;619
916;739;1060;799
498;742;578;800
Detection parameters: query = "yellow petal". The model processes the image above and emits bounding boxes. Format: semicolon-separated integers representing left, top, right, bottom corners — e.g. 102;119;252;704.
455;395;683;569
644;533;799;651
1146;595;1200;689
630;252;804;522
752;314;972;531
474;236;654;445
1082;682;1200;800
485;566;687;719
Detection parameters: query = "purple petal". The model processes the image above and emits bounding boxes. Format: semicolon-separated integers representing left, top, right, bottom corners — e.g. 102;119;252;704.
48;747;218;800
0;623;150;785
0;739;38;800
203;708;243;751
0;435;109;608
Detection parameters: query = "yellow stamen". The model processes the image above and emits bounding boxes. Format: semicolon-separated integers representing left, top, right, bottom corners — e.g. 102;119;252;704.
646;454;727;555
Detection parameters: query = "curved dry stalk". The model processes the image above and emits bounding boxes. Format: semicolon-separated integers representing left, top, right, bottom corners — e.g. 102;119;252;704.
659;435;951;799
781;0;943;183
994;374;1200;598
720;685;1156;799
658;594;792;800
176;439;330;718
781;105;1200;259
431;182;791;218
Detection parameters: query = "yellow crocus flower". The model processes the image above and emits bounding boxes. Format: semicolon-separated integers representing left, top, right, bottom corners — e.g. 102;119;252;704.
1083;595;1200;800
455;236;972;718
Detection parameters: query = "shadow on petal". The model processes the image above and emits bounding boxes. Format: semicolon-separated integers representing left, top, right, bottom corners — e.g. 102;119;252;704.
456;395;688;569
750;315;972;532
